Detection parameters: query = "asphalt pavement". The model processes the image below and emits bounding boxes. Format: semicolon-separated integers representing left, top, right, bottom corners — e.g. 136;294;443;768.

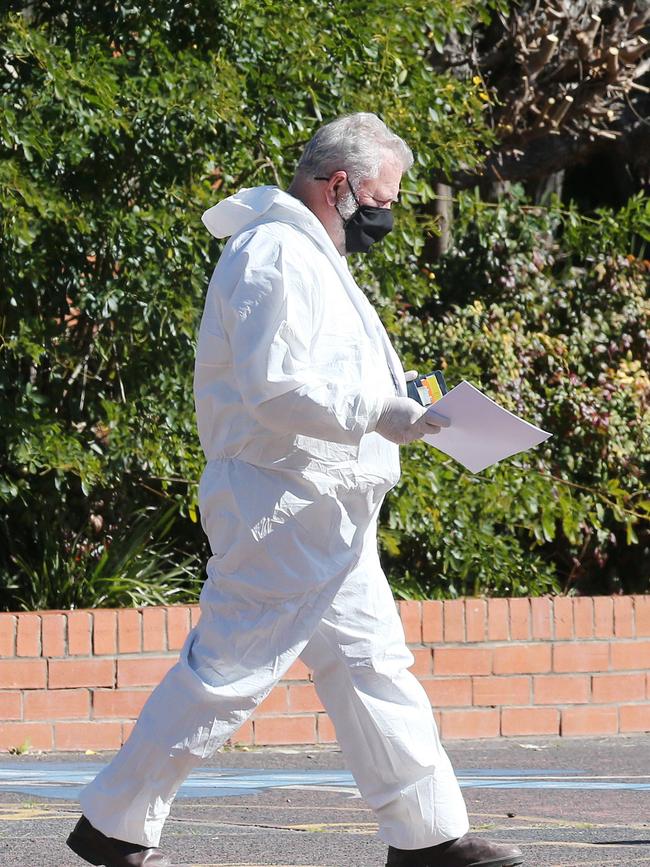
0;735;649;866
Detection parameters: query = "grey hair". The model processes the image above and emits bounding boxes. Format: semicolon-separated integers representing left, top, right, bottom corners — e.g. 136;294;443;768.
295;112;413;184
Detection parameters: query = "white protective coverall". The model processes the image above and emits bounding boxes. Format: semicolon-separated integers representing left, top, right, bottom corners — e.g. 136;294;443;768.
80;186;469;851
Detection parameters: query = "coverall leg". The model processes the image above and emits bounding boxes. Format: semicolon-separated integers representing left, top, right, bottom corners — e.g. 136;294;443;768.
80;476;468;850
300;538;469;851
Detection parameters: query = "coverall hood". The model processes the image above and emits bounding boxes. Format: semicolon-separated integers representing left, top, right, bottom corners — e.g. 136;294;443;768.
202;186;319;241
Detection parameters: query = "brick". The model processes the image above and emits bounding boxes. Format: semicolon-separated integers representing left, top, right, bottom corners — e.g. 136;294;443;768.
440;709;500;740
619;704;650;733
614;596;634;638
256;686;289;715
16;614;41;656
229;719;253;746
443;600;465;643
553;597;574;640
16;614;41;657
553;642;609;673
122;721;136;743
592;673;646;703
473;676;530;707
93;609;117;655
0;691;21;720
55;721;122;751
49;659;115;689
531;597;552;640
611;641;650;671
493;644;551;675
0;614;16;656
190;606;201;629
68;611;92;656
142;607;166;653
317;714;337;744
284;659;311;681
433;647;491;676
647;672;650;700
117;609;141;654
410;648;433;676
509;598;530;641
422;601;443;643
502;707;559;736
0;722;53;751
288;684;324;713
254;715;316;745
534;674;591;705
24;688;90;720
0;659;47;689
487;598;509;641
117;657;175;688
167;606;190;651
573;597;594;639
399;601;422;644
93;689;150;719
465;599;486;643
41;613;66;658
635;595;650;637
594;597;614;639
562;706;618;736
422;677;472;707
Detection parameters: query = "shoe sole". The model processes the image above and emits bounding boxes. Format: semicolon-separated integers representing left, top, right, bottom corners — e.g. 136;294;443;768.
66;830;105;866
469;859;524;866
386;855;524;866
387;857;524;867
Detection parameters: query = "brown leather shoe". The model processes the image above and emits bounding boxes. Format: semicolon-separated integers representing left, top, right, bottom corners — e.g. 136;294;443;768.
386;833;524;866
66;815;171;866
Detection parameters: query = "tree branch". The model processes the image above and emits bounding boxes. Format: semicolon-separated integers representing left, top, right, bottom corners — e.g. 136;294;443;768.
439;116;650;188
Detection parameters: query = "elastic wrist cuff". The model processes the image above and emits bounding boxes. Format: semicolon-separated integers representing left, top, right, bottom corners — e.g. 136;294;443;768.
365;398;386;434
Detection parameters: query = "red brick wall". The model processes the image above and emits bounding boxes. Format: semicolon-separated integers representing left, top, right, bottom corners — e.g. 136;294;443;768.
1;596;649;751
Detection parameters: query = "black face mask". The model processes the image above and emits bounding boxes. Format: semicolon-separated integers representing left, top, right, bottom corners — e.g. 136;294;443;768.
314;176;394;253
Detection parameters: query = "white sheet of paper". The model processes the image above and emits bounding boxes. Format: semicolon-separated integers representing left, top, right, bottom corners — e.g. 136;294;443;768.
423;380;552;473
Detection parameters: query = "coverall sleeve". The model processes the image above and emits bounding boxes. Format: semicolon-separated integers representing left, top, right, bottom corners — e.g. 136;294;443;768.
223;230;382;445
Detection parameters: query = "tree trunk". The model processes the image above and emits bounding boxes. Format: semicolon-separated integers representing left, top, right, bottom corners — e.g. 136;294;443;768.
429;183;453;259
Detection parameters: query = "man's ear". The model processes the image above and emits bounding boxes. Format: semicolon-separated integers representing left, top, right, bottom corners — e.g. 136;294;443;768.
325;170;347;206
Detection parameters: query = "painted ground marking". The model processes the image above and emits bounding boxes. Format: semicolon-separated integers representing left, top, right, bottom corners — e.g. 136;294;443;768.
1;764;650;801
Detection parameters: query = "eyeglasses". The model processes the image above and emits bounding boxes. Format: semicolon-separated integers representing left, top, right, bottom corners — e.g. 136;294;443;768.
314;175;399;208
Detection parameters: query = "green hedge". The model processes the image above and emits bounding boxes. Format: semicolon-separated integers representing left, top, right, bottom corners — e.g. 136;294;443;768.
382;189;650;598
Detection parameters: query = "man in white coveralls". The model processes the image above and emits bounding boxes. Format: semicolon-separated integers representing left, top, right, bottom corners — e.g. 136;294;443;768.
67;114;523;867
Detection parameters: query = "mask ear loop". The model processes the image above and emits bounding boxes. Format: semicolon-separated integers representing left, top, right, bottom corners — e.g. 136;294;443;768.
344;177;360;205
